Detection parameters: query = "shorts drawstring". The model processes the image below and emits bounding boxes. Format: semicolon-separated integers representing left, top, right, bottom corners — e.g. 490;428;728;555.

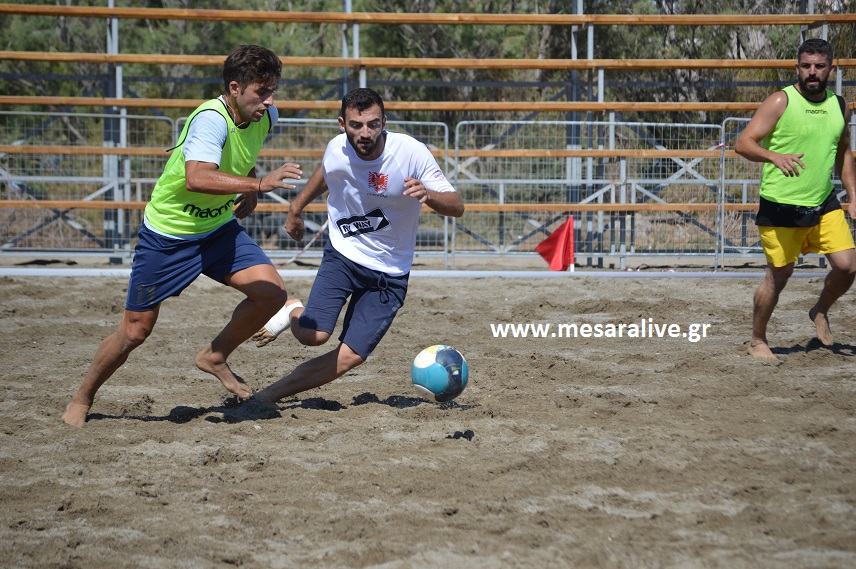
374;273;390;304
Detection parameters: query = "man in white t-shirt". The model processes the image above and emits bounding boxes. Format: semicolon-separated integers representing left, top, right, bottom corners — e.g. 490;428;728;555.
246;88;463;409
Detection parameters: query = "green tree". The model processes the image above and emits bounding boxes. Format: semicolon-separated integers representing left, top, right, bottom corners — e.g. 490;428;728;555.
0;0;853;124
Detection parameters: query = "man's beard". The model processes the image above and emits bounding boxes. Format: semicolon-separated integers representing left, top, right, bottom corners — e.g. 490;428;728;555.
799;75;828;96
350;136;380;157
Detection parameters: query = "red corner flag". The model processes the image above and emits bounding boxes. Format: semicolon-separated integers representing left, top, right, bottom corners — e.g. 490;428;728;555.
535;216;575;271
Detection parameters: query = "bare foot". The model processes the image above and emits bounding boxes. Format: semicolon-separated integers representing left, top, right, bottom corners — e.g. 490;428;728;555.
809;305;833;346
747;341;781;365
251;327;278;348
62;401;91;427
195;348;253;399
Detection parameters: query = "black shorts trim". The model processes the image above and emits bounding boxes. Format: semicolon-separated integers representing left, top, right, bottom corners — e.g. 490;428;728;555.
755;191;840;228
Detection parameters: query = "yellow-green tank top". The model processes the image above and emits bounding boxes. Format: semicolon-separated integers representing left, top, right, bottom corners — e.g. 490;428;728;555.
145;98;270;235
759;85;844;207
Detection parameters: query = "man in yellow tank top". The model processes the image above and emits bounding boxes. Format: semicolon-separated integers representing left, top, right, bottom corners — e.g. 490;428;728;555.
736;38;856;364
62;45;303;427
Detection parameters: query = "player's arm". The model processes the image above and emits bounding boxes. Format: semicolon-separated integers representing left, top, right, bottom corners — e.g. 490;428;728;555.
233;167;260;219
403;178;465;217
735;91;805;177
835;107;856;218
403;149;465;217
186;161;302;195
425;189;464;218
182;109;301;195
286;166;328;241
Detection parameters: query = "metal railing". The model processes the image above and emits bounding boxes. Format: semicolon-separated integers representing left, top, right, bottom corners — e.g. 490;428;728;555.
2;110;855;269
453;119;723;267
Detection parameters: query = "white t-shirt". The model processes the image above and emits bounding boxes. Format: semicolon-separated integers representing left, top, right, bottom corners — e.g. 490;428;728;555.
323;131;456;275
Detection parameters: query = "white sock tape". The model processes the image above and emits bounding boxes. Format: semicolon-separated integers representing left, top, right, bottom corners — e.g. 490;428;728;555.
264;301;303;337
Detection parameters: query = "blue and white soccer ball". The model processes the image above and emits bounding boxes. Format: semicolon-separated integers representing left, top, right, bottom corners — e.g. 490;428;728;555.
411;345;469;402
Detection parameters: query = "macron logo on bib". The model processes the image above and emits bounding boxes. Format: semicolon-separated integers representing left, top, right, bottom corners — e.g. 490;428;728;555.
336;208;390;238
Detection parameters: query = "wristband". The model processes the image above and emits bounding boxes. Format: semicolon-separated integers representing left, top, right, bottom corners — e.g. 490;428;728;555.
257;177;262;193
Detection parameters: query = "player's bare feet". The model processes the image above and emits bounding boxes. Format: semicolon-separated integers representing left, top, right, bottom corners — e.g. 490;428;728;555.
748;340;781;365
251;327;277;347
195;348;253;399
62;400;91;427
809;305;833;346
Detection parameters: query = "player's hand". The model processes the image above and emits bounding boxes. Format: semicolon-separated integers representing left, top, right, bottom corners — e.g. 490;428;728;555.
403;177;430;204
233;191;258;219
770;153;805;177
847;200;856;220
260;163;303;192
285;209;305;241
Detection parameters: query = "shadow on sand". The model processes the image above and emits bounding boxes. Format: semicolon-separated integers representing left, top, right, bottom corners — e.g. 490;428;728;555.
772;339;856;357
86;391;474;425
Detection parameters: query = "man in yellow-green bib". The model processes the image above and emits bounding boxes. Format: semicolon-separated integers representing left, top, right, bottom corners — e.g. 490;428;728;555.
63;45;303;427
736;38;856;364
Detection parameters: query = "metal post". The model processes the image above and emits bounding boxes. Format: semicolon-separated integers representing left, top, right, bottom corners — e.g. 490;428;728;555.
443;215;449;269
814;0;828;41
498;183;505;251
587;9;603;267
104;0;120;257
618;158;626;270
740;182;748;249
799;0;826;43
442;126;450;268
566;0;583;256
852;114;855;154
450;217;457;268
352;8;366;88
111;7;131;258
717;123;727;270
341;0;351;96
596;69;605;264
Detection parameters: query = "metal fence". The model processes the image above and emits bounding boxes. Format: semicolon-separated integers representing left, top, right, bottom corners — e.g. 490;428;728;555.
0;110;174;251
453;119;723;267
721;117;763;265
0;113;449;258
2;110;855;269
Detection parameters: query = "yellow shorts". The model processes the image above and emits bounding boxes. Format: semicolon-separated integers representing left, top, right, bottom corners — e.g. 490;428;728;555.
759;209;855;268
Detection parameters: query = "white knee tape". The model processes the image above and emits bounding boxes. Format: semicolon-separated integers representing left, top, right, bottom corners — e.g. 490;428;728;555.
264;301;303;337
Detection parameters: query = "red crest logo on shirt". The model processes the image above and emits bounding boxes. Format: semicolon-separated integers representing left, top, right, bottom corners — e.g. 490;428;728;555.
368;171;389;194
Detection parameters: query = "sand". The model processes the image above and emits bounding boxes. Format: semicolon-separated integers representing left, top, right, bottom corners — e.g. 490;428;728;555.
1;273;855;568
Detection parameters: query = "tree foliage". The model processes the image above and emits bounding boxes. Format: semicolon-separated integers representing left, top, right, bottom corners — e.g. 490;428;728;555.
0;0;853;124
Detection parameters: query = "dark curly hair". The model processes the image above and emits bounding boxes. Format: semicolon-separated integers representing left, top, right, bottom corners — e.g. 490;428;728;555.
340;88;385;119
797;38;833;64
222;45;282;90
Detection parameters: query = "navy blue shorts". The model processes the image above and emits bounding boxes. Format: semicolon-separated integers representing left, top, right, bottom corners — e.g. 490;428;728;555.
299;243;409;360
126;219;272;311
